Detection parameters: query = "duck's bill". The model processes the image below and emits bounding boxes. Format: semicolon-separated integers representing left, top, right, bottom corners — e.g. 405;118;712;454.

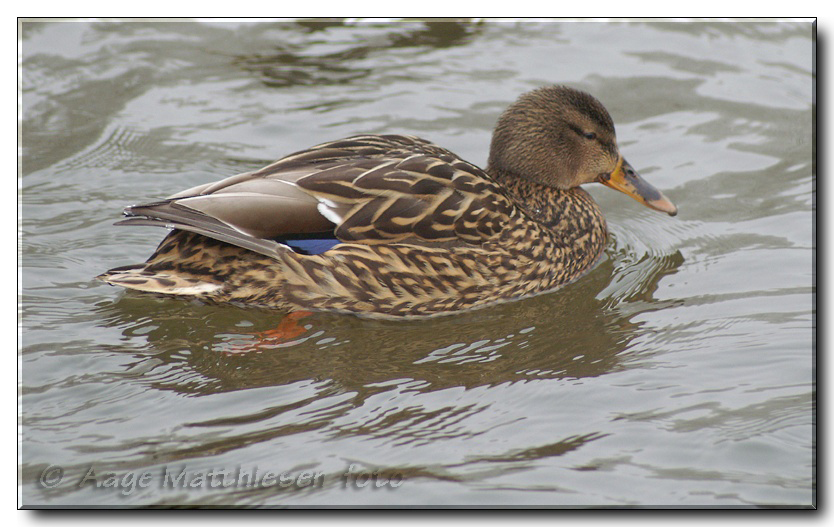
597;158;677;216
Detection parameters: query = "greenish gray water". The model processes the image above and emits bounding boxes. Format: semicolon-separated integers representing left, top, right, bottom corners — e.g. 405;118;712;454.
20;19;814;507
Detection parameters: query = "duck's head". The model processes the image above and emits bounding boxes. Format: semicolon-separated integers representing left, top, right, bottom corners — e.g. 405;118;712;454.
487;85;677;216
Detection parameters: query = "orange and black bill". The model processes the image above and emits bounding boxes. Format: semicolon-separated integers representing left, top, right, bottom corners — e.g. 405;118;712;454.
597;158;677;216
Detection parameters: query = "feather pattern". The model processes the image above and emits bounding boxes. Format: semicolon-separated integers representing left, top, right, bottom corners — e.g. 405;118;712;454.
98;87;676;318
99;136;606;318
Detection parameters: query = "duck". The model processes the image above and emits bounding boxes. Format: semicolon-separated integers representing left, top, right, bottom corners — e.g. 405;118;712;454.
98;85;676;319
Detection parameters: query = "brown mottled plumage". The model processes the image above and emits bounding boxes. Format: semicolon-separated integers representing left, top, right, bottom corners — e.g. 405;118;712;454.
98;86;677;318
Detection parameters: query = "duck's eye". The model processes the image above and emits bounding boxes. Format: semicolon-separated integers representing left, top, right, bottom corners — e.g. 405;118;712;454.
583;132;596;140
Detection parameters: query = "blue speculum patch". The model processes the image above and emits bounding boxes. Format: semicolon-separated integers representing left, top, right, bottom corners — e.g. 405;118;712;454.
281;237;341;255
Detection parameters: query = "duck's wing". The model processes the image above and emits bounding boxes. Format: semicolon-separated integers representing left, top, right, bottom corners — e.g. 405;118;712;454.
117;134;517;259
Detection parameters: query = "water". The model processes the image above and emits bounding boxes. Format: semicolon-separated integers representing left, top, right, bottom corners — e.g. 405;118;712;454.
19;19;814;507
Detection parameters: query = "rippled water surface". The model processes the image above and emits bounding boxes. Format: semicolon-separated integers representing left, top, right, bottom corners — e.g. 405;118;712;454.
20;20;814;507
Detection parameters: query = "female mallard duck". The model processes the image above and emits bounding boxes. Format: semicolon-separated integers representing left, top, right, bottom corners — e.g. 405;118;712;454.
98;85;676;318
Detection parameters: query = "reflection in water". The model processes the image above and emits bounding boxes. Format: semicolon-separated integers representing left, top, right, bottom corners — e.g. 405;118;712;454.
96;247;683;401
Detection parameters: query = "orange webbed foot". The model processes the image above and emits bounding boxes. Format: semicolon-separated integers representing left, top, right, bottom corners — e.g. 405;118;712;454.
219;311;314;355
255;311;313;342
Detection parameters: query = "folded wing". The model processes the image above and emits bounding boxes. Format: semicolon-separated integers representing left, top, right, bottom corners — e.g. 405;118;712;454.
117;134;517;259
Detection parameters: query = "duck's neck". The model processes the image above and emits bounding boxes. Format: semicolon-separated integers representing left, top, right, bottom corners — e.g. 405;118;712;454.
489;168;607;240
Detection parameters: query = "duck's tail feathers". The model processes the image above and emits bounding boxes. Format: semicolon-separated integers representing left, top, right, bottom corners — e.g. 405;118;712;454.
116;201;289;260
96;264;223;296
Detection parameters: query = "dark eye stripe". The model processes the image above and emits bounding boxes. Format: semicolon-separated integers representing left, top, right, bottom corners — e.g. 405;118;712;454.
568;124;595;139
566;124;616;156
